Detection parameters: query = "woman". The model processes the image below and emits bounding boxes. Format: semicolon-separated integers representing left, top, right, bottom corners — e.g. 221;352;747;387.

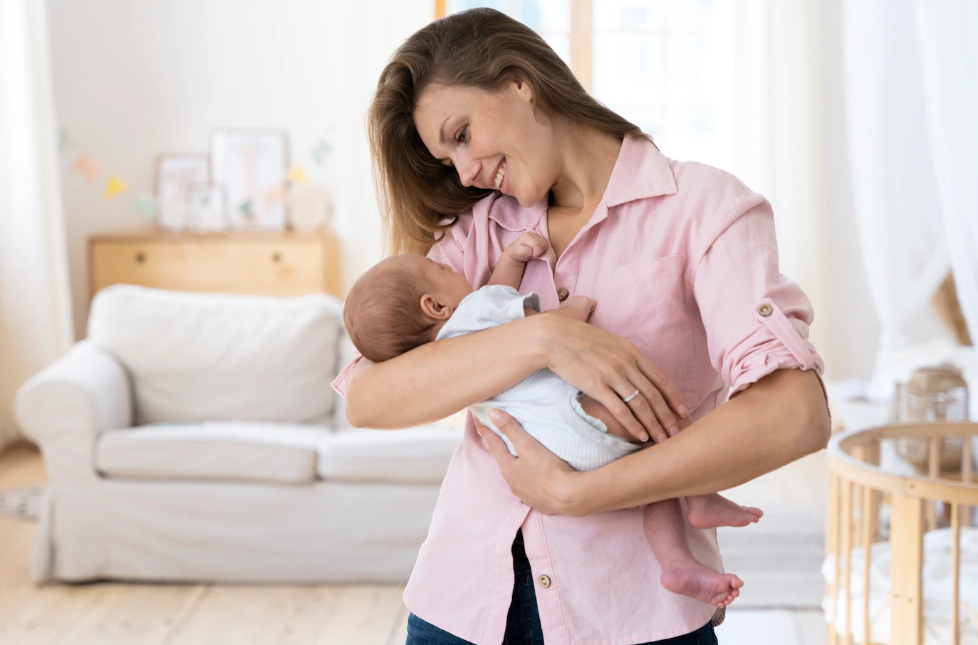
333;8;831;645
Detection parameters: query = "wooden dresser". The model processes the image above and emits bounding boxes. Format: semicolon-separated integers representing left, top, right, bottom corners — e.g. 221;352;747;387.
89;231;341;300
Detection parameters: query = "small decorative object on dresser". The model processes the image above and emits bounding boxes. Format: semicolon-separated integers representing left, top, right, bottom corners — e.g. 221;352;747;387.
155;154;210;231
89;230;341;301
287;183;333;232
210;129;289;230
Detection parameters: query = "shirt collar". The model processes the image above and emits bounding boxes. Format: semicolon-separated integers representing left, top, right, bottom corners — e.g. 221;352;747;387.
604;135;678;207
487;135;677;231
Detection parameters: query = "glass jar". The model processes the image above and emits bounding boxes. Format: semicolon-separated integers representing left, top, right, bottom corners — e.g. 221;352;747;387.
896;364;969;472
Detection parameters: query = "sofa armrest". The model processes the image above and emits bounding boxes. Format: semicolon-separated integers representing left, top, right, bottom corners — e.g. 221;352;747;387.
14;340;133;445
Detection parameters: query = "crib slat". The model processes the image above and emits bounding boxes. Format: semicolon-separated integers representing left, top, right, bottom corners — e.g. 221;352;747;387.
889;495;925;645
889;495;905;644
842;479;853;645
927;437;940;531
951;501;961;645
861;485;872;645
828;472;840;645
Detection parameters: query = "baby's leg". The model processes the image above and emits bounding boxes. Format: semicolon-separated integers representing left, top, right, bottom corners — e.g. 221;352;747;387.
579;395;764;528
644;499;743;608
686;494;764;529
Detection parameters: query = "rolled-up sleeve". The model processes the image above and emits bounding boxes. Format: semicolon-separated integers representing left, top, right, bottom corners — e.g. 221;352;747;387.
691;195;825;401
329;226;468;400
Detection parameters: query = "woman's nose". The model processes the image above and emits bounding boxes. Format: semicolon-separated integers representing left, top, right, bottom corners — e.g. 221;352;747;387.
455;155;480;188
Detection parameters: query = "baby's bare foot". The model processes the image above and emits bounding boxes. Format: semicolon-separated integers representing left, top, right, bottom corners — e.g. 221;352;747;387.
687;494;763;529
661;560;744;608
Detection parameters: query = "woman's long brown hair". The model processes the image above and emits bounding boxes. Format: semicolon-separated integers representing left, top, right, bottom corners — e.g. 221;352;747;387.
368;8;650;256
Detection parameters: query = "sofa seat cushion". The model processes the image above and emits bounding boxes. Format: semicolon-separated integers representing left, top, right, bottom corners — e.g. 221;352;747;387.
317;426;462;484
96;421;332;484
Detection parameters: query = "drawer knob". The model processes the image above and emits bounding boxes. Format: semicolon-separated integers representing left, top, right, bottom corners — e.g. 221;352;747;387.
271;252;282;263
135;252;146;264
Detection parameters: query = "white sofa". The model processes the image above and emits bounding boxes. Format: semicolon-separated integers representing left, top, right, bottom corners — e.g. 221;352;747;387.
14;285;460;584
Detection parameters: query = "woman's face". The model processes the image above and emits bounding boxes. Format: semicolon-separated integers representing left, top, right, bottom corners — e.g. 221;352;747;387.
414;80;559;207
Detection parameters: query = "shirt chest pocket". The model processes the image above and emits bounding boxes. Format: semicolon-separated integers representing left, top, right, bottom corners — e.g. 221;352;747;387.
593;255;696;403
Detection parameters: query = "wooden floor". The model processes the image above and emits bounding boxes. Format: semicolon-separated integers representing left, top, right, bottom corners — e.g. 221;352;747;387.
0;442;826;645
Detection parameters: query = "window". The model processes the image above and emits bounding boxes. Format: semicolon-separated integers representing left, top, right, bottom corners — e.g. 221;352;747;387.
445;0;572;61
439;0;735;169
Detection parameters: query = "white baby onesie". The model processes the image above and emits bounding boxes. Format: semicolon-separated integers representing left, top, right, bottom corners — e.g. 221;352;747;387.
435;284;639;471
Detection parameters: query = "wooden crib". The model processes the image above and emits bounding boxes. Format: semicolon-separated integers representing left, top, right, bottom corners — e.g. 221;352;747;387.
826;422;978;645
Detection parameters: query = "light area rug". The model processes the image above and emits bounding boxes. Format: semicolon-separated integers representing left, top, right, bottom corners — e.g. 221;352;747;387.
717;505;826;609
2;486;824;610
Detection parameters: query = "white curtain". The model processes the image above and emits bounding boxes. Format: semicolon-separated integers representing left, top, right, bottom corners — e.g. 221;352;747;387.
0;0;75;449
733;0;824;302
915;1;978;346
839;0;969;398
732;0;845;378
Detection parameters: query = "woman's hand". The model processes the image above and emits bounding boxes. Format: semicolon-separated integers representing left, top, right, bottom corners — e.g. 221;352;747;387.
536;314;688;443
475;410;587;515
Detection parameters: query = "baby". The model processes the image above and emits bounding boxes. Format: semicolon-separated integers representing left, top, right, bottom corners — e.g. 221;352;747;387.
343;231;762;608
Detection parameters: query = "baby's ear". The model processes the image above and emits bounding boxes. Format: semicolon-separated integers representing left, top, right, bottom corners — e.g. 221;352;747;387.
420;293;453;320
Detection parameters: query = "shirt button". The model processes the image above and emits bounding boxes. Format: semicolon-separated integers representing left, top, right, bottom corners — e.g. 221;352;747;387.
557;288;569;301
538;575;551;589
758;303;773;317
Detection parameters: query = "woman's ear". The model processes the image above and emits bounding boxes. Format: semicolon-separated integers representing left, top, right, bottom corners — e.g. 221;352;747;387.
420;293;453;321
514;77;534;104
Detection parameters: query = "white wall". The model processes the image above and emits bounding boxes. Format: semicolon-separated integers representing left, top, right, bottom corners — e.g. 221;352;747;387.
46;0;431;339
44;0;882;382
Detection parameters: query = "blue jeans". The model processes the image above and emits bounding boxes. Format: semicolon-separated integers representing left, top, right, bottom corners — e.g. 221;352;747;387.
405;530;719;645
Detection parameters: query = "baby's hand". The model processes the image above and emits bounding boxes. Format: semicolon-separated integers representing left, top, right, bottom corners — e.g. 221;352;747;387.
505;231;548;264
560;295;595;320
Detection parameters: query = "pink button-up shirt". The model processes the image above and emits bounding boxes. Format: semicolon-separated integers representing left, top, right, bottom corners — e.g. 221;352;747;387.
332;136;825;645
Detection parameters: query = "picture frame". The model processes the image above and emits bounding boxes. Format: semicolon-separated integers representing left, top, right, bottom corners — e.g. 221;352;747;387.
210;129;289;230
186;183;228;233
155;154;210;231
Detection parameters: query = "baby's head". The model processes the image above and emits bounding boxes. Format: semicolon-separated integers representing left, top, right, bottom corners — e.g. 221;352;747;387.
344;254;473;362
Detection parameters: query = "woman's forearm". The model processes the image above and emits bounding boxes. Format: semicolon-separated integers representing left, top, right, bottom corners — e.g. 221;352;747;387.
565;369;831;515
346;314;550;429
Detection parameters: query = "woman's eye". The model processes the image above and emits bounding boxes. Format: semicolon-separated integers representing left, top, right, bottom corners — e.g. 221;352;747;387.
456;127;468;144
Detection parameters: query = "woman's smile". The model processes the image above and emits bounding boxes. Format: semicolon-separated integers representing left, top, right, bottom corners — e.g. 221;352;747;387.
493;158;507;191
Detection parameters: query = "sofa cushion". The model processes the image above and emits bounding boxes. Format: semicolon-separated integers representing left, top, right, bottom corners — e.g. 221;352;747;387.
317;426;462;484
88;285;342;426
96;421;332;484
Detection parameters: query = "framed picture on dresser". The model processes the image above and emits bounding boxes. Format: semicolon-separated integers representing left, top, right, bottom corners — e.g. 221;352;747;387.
155;154;210;231
210;129;289;230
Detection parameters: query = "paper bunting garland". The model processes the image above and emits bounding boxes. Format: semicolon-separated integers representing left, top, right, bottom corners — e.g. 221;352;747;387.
104;176;128;199
59;128;76;154
287;165;307;184
132;193;159;219
311;140;332;166
71;154;100;185
61;124;335;220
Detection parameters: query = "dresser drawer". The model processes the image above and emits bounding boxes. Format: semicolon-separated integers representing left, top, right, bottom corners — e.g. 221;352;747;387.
90;233;340;299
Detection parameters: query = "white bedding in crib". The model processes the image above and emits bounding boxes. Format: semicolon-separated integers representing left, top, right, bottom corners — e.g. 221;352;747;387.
823;527;978;644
